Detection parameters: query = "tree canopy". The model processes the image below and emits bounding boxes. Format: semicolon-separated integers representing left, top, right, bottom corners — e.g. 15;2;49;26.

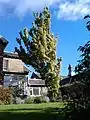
15;7;62;101
74;15;90;108
64;15;90;120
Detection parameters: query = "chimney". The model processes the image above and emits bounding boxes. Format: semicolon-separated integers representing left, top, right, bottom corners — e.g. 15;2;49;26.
0;35;8;85
68;64;72;77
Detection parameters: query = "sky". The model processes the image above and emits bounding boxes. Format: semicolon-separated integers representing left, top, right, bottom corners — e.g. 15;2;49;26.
0;0;90;76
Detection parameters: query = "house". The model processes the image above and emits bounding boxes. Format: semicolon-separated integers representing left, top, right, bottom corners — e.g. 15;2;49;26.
0;35;29;87
0;35;8;85
24;72;47;97
59;64;81;99
3;52;29;87
0;35;47;98
3;53;47;97
60;73;84;99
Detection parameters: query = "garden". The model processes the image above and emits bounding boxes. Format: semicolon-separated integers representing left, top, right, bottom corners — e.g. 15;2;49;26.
0;102;65;120
0;6;90;120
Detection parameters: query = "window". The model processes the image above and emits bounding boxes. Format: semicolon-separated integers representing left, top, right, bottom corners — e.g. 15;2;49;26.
33;87;39;95
30;88;33;95
3;59;8;71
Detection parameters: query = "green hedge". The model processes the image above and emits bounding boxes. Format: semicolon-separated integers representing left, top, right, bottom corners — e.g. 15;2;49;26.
25;96;49;104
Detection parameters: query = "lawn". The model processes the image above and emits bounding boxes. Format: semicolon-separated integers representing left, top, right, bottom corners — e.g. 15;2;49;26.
0;102;65;120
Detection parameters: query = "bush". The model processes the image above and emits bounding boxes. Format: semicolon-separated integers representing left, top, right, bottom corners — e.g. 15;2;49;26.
42;96;49;103
56;96;62;102
0;100;4;105
25;96;49;104
0;87;11;104
62;95;68;101
25;97;34;104
33;97;42;103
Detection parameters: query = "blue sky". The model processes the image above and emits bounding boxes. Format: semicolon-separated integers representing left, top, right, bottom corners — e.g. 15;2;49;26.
0;0;90;75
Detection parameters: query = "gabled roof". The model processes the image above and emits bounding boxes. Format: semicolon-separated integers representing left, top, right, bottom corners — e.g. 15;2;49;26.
23;66;30;73
31;72;41;79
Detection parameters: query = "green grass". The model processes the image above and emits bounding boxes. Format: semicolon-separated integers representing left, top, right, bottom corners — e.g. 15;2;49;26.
0;102;65;120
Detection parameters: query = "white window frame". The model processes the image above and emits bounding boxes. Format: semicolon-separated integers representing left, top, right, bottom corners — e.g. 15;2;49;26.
30;87;41;97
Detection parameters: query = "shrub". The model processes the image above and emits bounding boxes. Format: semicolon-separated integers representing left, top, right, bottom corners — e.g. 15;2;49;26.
0;87;11;104
25;96;49;104
0;100;4;105
25;97;34;104
42;96;49;103
56;96;62;102
10;85;24;98
62;95;68;101
33;97;42;103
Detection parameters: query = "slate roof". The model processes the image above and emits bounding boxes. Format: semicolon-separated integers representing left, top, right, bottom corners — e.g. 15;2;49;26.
0;36;8;48
60;77;71;86
28;79;45;86
4;52;19;59
24;66;30;73
31;72;41;79
60;74;80;87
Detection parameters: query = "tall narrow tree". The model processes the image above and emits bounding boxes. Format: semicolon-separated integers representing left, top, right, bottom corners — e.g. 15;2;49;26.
15;7;62;101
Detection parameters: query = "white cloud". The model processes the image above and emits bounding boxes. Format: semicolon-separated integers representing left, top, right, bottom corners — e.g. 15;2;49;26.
0;0;60;17
0;0;90;20
57;0;90;20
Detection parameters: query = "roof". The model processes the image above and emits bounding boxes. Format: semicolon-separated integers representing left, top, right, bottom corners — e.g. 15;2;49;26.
4;52;19;59
60;74;79;86
0;36;8;48
28;79;45;87
60;77;71;86
23;66;30;73
11;82;18;86
61;75;67;80
31;72;41;79
3;52;29;75
3;71;29;75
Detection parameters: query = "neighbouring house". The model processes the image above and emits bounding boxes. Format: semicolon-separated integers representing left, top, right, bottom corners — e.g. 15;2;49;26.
60;74;84;99
60;64;78;99
24;72;47;97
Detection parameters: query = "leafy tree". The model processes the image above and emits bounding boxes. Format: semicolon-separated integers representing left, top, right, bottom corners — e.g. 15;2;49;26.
15;7;62;101
63;15;90;120
75;16;90;74
75;15;90;107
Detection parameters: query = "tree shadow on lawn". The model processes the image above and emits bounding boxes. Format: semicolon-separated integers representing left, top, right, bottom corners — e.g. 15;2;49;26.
0;107;65;120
